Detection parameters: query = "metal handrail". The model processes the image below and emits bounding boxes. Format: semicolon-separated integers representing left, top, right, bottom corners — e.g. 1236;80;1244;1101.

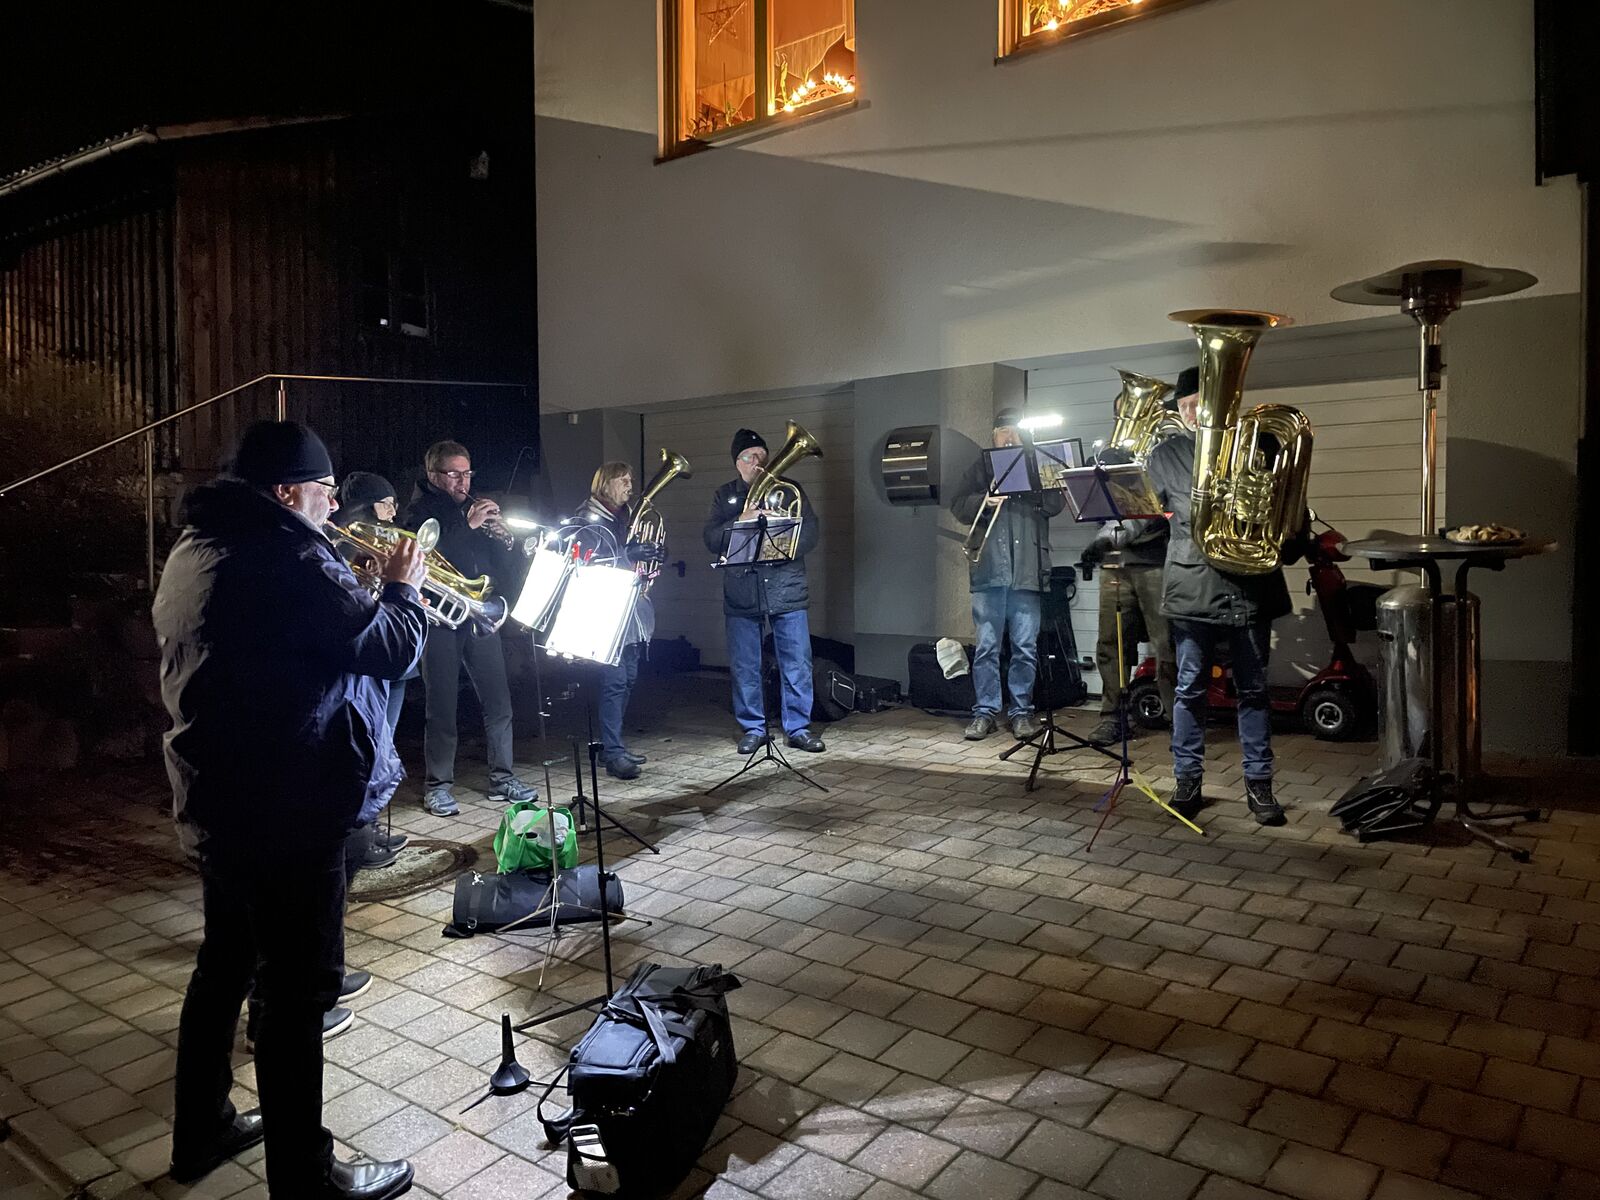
0;372;530;590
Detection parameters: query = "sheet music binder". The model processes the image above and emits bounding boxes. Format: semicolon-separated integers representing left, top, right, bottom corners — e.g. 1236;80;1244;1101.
1061;463;1165;522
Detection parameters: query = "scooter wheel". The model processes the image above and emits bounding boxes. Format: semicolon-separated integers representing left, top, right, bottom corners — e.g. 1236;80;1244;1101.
1302;686;1358;741
1128;679;1168;730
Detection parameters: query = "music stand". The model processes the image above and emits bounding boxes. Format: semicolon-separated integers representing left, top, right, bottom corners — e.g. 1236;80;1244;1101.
1061;465;1205;844
991;437;1119;789
708;515;828;795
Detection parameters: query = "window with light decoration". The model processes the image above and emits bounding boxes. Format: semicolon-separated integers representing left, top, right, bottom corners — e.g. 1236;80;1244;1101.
1001;0;1205;56
662;1;857;152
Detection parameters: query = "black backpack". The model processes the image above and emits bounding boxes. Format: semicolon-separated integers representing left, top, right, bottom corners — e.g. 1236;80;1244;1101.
540;962;741;1197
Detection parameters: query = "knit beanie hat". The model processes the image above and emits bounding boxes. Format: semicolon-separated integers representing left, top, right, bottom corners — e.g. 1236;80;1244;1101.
1174;366;1200;400
228;421;334;486
339;471;396;511
730;428;768;460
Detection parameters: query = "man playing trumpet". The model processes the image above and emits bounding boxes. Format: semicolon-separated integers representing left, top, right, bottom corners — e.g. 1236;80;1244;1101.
404;439;537;816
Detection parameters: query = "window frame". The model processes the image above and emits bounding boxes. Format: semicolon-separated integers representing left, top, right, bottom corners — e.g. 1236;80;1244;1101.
997;0;1210;61
658;0;859;161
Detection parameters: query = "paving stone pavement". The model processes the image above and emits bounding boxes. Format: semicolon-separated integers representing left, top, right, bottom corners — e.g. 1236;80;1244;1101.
2;683;1599;1200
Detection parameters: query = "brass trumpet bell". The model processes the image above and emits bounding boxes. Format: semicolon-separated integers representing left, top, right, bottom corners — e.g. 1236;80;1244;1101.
328;518;507;635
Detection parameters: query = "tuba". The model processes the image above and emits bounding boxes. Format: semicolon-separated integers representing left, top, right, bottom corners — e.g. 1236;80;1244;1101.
1168;309;1312;576
329;518;509;635
626;448;692;591
1105;368;1185;463
738;420;823;562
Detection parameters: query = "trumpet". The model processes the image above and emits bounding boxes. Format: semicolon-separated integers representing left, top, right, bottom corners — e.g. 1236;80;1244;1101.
329;517;508;635
467;494;516;550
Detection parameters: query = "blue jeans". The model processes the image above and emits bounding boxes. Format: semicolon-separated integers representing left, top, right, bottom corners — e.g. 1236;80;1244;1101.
971;588;1041;719
598;642;641;759
1172;619;1273;782
727;610;813;736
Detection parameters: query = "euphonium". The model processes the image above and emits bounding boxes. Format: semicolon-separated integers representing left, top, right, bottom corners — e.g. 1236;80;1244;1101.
1168;309;1312;576
738;420;823;562
626;448;692;591
329;518;509;635
1106;368;1185;462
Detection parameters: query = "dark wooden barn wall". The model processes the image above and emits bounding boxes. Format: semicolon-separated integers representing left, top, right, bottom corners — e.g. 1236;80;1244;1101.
0;197;179;452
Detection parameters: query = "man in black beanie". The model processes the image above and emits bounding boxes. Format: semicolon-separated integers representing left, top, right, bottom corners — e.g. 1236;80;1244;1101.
155;420;426;1198
702;427;826;753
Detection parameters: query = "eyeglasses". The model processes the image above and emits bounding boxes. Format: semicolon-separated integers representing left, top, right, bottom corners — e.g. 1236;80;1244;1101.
737;453;765;466
434;469;475;482
308;479;338;496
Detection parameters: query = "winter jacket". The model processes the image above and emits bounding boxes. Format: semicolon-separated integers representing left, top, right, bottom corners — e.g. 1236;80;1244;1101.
701;476;819;618
154;479;428;853
571;494;655;645
1146;432;1308;627
950;455;1066;593
402;476;521;597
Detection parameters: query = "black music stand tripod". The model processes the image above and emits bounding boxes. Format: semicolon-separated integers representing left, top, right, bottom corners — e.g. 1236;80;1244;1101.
563;686;657;854
992;438;1118;790
708;514;828;795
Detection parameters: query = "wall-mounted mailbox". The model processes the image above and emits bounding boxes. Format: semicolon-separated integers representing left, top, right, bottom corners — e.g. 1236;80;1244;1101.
882;425;939;505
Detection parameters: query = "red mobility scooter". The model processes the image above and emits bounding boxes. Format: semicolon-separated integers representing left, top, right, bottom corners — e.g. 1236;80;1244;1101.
1125;525;1379;741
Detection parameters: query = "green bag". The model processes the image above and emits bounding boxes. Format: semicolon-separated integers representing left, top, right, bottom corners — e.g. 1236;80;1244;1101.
493;801;579;874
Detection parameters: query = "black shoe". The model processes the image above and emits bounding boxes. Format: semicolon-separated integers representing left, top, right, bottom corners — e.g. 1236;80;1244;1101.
321;1156;415;1199
246;1004;354;1054
1246;778;1287;826
374;830;409;853
1086;716;1123;746
623;750;649;765
359;841;400;871
339;971;373;1002
605;753;641;780
1169;774;1205;821
169;1110;266;1183
736;730;768;754
963;715;997;741
787;729;825;753
324;1007;354;1039
1011;712;1043;740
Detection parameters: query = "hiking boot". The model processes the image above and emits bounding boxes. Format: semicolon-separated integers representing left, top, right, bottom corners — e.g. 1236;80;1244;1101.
1169;774;1205;821
422;787;459;817
605;754;640;780
1011;712;1043;740
1086;716;1123;746
1246;778;1287;826
963;715;997;741
488;777;539;804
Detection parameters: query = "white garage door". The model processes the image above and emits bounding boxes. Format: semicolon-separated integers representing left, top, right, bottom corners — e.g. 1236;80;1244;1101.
641;390;855;667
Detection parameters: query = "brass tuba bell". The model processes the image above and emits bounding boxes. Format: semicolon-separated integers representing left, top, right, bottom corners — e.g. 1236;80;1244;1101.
1168;309;1312;576
738;420;823;562
1105;368;1184;463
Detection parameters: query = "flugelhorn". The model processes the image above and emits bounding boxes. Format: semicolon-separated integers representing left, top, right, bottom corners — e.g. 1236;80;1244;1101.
627;448;692;591
1168;309;1312;575
329;518;509;635
735;421;823;562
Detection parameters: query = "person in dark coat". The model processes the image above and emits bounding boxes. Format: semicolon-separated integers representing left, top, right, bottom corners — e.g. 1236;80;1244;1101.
1146;374;1309;826
701;428;825;754
402;440;537;816
155;421;426;1199
570;461;663;779
950;408;1066;742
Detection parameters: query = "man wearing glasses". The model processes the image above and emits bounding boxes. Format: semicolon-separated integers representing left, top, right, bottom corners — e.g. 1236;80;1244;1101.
404;440;537;816
156;421;426;1198
702;428;825;755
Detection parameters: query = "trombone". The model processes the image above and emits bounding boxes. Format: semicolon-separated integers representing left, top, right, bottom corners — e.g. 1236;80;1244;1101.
962;486;1006;564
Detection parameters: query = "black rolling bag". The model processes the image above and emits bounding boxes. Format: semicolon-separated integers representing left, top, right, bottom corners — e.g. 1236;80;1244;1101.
541;962;741;1197
442;866;624;938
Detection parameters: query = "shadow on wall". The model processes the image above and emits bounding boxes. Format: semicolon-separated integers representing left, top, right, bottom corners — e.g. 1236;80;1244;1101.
537;118;1288;405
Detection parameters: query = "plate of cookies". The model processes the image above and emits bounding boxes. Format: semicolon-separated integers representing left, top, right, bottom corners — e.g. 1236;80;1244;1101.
1444;523;1525;546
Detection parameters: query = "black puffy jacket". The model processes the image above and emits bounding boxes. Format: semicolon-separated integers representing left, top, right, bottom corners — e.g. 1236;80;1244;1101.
1147;433;1307;627
701;477;819;618
154;479;427;852
402;476;522;598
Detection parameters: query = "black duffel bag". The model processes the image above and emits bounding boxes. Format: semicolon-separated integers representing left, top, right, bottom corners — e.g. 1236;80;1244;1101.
442;865;624;938
541;962;740;1197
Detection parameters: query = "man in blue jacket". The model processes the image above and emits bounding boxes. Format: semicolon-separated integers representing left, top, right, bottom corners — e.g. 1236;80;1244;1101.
155;421;426;1199
702;429;825;754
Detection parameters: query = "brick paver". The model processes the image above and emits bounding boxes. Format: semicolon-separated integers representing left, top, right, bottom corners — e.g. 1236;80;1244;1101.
1;685;1597;1199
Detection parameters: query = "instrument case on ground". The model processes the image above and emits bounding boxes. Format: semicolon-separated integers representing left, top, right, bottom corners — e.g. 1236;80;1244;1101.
851;674;903;713
909;631;1085;714
441;865;623;938
541;962;741;1197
